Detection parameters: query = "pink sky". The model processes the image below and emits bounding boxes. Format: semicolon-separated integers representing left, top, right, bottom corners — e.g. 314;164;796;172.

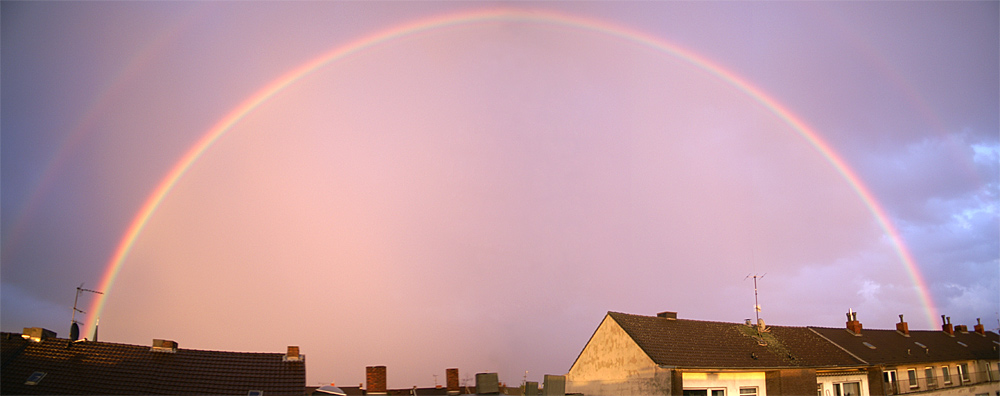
3;1;997;389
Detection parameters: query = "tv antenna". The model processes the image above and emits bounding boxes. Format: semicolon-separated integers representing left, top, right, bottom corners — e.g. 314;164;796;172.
70;283;103;341
745;274;766;324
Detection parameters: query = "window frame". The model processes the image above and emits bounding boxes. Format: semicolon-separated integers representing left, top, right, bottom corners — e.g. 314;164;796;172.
925;367;936;387
942;366;952;384
958;363;970;382
907;368;919;389
739;386;758;396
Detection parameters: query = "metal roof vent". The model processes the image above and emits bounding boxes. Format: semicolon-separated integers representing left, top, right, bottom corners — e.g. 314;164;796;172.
151;339;178;353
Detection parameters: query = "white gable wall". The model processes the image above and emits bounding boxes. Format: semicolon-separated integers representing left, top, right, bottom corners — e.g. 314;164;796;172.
567;314;673;396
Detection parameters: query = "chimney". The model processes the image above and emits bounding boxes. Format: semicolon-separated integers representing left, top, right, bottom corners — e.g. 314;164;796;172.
366;366;387;394
975;318;986;335
896;314;909;336
941;315;954;336
21;328;56;342
846;310;862;335
956;324;969;333
151;339;178;353
476;373;500;395
543;374;566;396
284;346;302;361
446;368;460;395
657;311;677;320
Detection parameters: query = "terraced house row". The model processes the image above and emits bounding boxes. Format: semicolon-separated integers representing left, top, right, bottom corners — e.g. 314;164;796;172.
566;311;1000;396
2;310;997;395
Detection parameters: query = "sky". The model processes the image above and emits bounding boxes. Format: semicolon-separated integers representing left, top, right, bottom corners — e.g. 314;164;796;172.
2;1;997;389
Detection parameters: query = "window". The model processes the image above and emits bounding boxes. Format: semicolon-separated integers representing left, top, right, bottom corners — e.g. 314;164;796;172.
834;382;861;396
862;341;876;349
817;383;823;396
925;367;936;387
942;366;952;384
739;387;758;396
958;363;970;382
682;389;724;396
908;369;919;389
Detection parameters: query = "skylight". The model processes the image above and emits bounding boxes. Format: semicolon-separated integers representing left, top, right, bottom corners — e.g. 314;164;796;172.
957;341;968;347
914;342;927;348
862;342;876;349
25;372;46;386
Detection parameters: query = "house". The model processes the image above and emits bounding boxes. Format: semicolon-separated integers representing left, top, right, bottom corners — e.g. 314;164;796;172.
1;327;306;395
810;314;1000;395
566;311;999;396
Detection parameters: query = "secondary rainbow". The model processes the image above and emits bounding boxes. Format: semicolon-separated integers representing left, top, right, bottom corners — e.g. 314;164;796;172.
85;7;939;337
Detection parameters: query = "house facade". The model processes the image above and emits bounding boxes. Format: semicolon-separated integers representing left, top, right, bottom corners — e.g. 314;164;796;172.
566;311;999;396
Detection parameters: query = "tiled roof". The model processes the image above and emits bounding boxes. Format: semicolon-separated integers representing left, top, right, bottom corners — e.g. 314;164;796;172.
808;326;1000;365
1;332;305;395
607;312;865;369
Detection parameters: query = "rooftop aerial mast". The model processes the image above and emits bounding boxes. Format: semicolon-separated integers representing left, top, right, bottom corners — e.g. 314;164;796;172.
70;283;103;341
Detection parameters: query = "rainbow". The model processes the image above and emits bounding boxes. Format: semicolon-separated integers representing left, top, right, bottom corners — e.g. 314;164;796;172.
85;7;938;337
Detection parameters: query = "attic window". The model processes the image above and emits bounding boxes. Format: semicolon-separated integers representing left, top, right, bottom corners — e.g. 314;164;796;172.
25;372;46;385
862;342;876;349
957;341;968;347
914;342;927;348
248;391;263;396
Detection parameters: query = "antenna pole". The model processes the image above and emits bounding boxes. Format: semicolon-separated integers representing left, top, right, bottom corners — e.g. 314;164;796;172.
70;284;104;338
745;274;766;324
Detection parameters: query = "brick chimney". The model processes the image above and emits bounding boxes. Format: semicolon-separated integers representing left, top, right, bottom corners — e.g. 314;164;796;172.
446;368;460;395
846;310;862;335
956;324;969;333
941;315;954;336
896;314;909;336
284;346;302;361
366;366;387;394
975;318;986;335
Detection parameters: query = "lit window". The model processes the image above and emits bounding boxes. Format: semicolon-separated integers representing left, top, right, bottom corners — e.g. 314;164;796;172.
942;366;952;384
908;369;919;389
739;387;758;396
